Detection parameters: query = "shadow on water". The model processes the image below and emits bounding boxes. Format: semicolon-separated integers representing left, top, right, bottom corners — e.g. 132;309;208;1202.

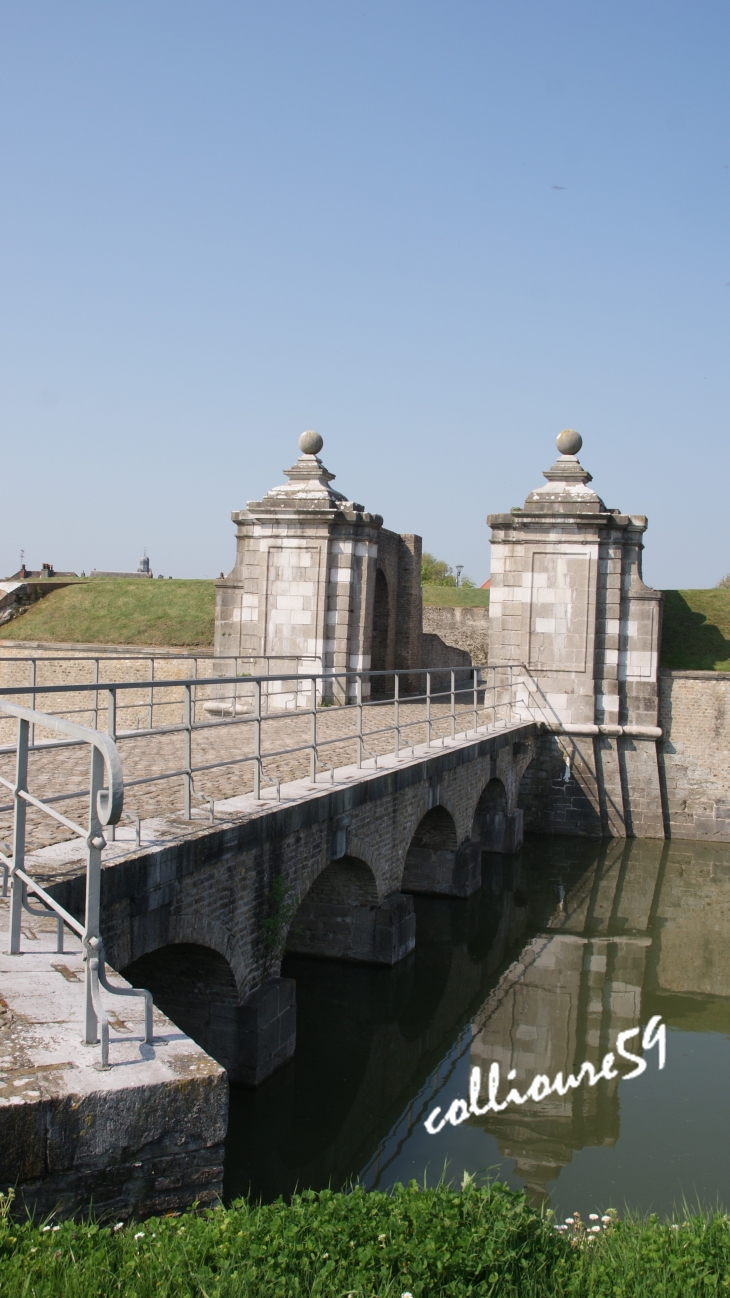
224;835;730;1217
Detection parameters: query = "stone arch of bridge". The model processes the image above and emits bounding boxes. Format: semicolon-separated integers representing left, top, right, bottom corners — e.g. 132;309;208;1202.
286;855;376;962
397;790;462;869
472;777;508;841
122;941;239;1059
120;917;250;1000
401;805;459;895
284;853;415;966
340;833;386;898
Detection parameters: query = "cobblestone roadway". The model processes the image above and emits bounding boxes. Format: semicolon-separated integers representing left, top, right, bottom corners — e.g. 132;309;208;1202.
0;695;503;852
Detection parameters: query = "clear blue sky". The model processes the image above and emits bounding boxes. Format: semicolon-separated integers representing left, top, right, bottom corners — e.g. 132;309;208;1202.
1;2;728;587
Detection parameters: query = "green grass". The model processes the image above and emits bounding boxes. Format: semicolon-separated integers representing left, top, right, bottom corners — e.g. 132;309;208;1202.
4;580;729;665
422;584;490;608
3;1183;730;1297
0;580;215;648
660;589;730;671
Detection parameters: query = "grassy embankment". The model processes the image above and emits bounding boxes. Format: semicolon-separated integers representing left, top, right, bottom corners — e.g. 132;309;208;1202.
659;589;730;670
2;1182;730;1297
0;581;488;646
0;580;216;648
4;582;730;670
422;584;490;608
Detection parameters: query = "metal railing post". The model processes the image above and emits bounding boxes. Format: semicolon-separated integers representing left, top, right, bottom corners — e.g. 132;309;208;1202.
93;658;99;730
356;674;363;768
82;746;102;1045
394;672;400;759
473;668;478;734
450;670;456;739
106;688;117;841
310;677;317;782
29;659;36;749
426;671;432;747
148;658;154;729
253;679;261;799
8;716;28;954
183;682;192;818
83;745;109;1063
0;698;151;1068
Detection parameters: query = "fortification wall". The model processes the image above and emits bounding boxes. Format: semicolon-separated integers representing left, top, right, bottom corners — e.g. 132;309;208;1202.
658;670;730;841
520;672;730;842
422;606;489;665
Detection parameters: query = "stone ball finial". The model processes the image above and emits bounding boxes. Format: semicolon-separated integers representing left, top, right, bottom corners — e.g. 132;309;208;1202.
298;429;323;455
556;428;582;456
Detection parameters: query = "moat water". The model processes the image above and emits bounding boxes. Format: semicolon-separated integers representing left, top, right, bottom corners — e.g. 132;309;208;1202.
224;836;730;1218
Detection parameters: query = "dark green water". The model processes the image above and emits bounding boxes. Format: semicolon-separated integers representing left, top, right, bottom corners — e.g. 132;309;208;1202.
224;836;730;1218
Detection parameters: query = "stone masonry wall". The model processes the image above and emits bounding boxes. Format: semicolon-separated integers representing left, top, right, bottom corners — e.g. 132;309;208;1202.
658;670;730;841
519;672;730;841
46;725;537;1005
422;606;490;665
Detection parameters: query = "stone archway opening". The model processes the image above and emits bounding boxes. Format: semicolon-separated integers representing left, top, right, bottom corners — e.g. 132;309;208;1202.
402;806;480;897
122;941;295;1086
285;855;414;965
371;568;390;695
122;941;238;1057
473;777;523;853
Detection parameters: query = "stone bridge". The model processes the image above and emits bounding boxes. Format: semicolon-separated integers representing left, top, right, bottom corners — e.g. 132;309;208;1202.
49;721;537;1086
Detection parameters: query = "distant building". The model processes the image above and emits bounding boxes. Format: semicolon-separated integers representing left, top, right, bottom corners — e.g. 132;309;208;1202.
90;552;153;579
8;563;78;580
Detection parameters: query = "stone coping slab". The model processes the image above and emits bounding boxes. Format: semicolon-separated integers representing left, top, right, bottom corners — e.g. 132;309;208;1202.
0;928;227;1219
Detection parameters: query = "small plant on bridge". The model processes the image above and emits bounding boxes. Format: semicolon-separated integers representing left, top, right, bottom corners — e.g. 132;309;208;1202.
261;876;298;976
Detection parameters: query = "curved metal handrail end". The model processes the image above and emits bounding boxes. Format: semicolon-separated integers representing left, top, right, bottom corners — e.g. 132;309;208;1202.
0;701;124;826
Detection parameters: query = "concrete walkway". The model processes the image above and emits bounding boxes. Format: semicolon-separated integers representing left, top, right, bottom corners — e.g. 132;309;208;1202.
0;896;227;1221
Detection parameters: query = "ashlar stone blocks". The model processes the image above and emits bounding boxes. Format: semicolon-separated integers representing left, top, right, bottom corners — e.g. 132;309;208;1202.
214;432;425;703
489;430;664;838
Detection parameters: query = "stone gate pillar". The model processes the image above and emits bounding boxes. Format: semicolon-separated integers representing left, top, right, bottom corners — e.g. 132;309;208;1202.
488;429;664;838
215;431;383;703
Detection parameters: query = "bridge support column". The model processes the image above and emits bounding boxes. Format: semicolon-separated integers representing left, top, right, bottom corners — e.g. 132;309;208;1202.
286;890;415;966
208;976;297;1087
480;809;524;854
402;838;481;897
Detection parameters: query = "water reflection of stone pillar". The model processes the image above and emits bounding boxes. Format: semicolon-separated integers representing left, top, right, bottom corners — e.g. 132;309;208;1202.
468;924;651;1203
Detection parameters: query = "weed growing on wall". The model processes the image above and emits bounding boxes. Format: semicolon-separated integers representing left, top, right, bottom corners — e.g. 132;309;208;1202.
261;876;298;977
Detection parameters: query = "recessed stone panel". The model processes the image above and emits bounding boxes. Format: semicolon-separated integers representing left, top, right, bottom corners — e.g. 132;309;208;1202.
528;551;590;672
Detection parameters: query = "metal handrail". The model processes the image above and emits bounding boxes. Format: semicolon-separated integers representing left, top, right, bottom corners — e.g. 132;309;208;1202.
0;701;153;1068
0;662;522;834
